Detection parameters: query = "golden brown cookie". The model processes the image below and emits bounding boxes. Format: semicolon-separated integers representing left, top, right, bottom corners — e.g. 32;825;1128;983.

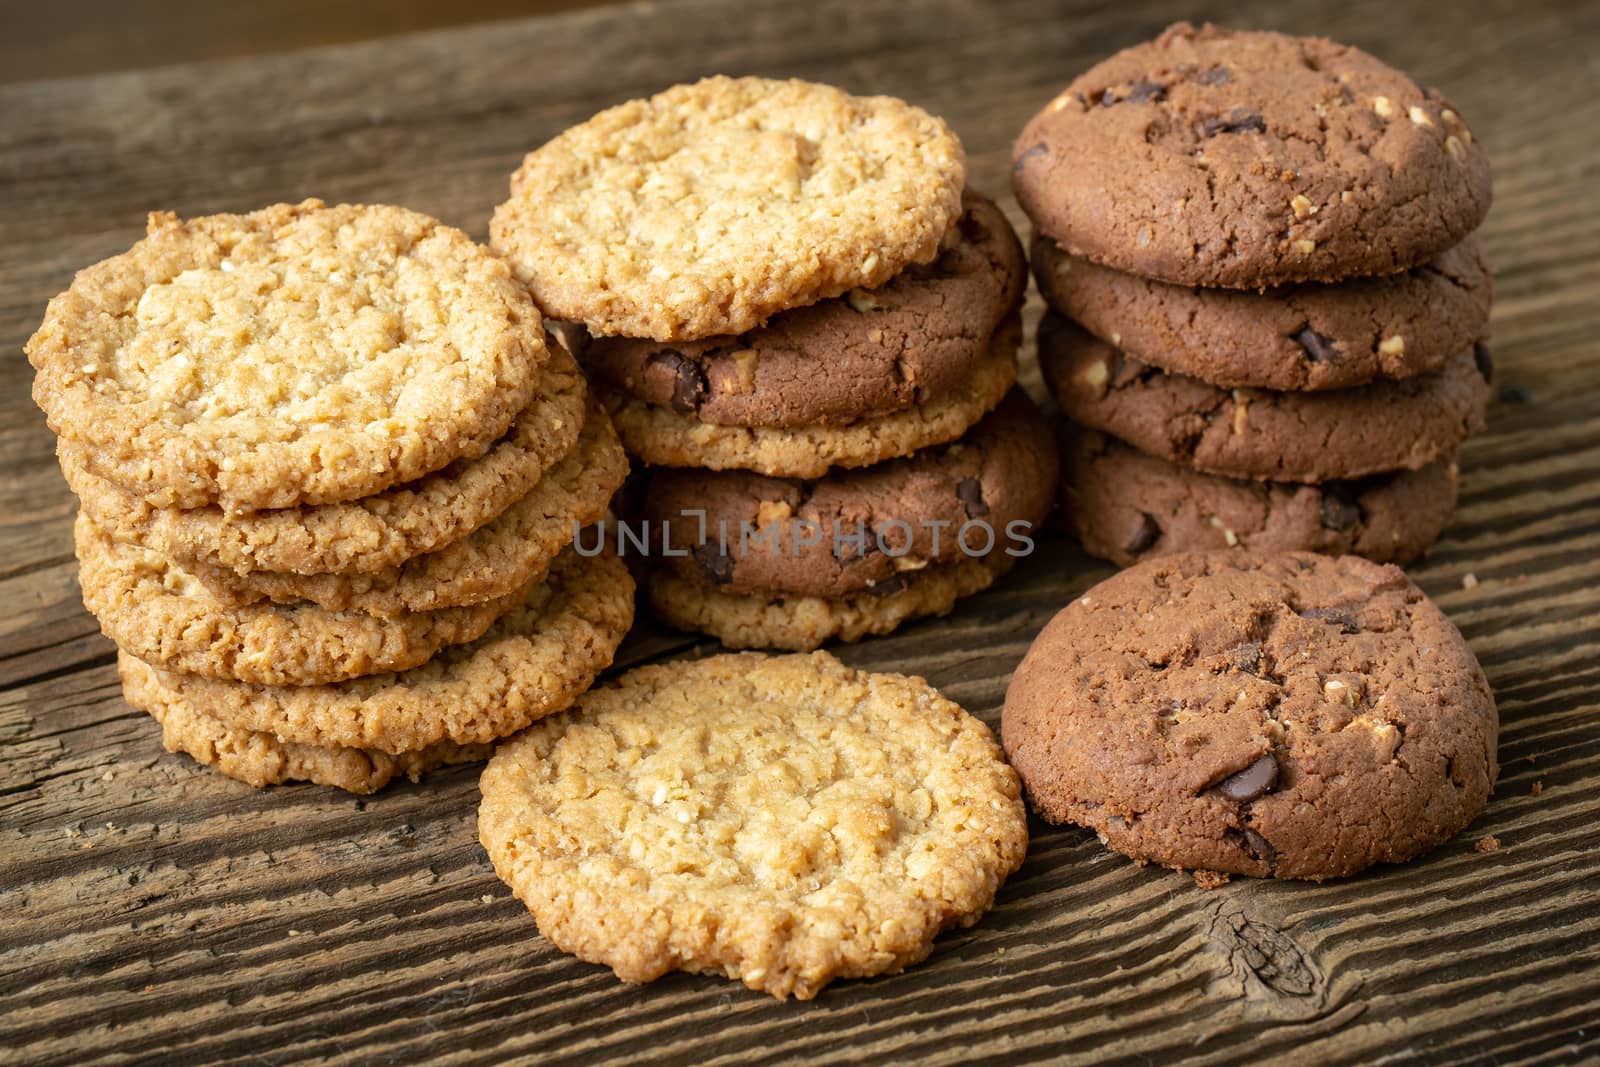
118;546;635;755
30;200;545;512
647;552;1013;651
490;76;965;341
478;651;1027;998
188;405;628;615
601;315;1018;478
74;512;519;686
139;693;491;794
62;343;587;577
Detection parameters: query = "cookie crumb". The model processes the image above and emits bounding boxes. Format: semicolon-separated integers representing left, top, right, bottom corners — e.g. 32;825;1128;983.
480;895;496;905
1462;572;1479;589
1530;781;1543;796
1193;869;1231;890
1474;835;1500;853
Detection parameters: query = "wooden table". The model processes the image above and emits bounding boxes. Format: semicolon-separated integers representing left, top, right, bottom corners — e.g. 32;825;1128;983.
4;1;1597;1062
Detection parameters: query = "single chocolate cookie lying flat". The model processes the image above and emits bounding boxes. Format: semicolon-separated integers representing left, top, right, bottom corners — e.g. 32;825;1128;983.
1039;313;1490;483
1032;233;1491;391
645;390;1057;598
1013;22;1492;288
1002;551;1497;881
1060;427;1459;566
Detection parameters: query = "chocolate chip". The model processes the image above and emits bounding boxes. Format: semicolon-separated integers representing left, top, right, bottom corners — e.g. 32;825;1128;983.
1299;606;1360;634
1124;512;1161;555
864;574;912;598
1215;754;1279;802
647;349;707;414
1474;343;1494;383
691;542;734;586
1196;66;1232;86
1013;143;1048;172
956;477;990;517
1319;485;1362;532
1224;642;1265;677
1201;110;1267;137
1125;80;1166;103
1238;827;1278;864
1292;325;1341;364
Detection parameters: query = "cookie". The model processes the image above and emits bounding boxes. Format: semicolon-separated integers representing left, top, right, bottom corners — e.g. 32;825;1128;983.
119;546;635;755
139;693;491;794
1012;23;1492;287
478;651;1027;998
648;553;1013;651
602;314;1019;478
62;343;587;577
1002;551;1498;880
1039;313;1490;482
75;512;519;687
29;200;545;512
491;76;965;341
1061;427;1459;567
187;404;627;615
581;193;1025;427
645;391;1057;598
1032;233;1491;391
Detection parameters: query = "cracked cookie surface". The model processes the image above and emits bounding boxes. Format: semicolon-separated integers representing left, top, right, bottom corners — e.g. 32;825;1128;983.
30;200;545;512
1040;313;1489;482
645;391;1056;597
1002;551;1497;880
1061;427;1458;567
581;193;1024;426
491;76;965;341
1012;22;1492;287
1032;233;1491;391
119;546;635;755
478;651;1027;998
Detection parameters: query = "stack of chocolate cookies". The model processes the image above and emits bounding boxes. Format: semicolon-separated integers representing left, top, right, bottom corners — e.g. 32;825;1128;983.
1012;23;1493;567
492;76;1058;650
28;200;634;793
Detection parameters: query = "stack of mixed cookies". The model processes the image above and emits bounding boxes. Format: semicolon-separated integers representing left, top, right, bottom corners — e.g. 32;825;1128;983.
1013;23;1493;567
28;200;633;794
492;76;1058;650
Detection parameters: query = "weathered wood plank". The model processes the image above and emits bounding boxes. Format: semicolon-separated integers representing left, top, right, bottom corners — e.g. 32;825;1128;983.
2;0;1597;1063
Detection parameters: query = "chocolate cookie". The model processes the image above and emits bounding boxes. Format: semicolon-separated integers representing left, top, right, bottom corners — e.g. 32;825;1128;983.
582;193;1025;427
1002;551;1498;881
602;314;1018;478
1039;314;1490;482
1012;23;1492;287
645;391;1057;598
648;552;1012;651
1061;427;1459;567
1032;233;1491;391
491;76;965;341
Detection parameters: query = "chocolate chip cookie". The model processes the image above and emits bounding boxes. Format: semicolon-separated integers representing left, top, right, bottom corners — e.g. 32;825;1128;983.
1060;427;1459;567
644;390;1056;598
1032;233;1491;391
1040;313;1490;482
478;651;1027;998
1002;551;1498;880
1012;23;1492;287
581;193;1025;427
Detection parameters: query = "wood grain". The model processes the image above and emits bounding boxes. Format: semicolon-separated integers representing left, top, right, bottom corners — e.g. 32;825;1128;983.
2;0;1597;1063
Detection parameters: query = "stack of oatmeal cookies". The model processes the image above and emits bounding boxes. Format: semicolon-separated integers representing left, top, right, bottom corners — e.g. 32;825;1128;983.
1013;23;1493;567
28;200;633;793
492;76;1058;650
